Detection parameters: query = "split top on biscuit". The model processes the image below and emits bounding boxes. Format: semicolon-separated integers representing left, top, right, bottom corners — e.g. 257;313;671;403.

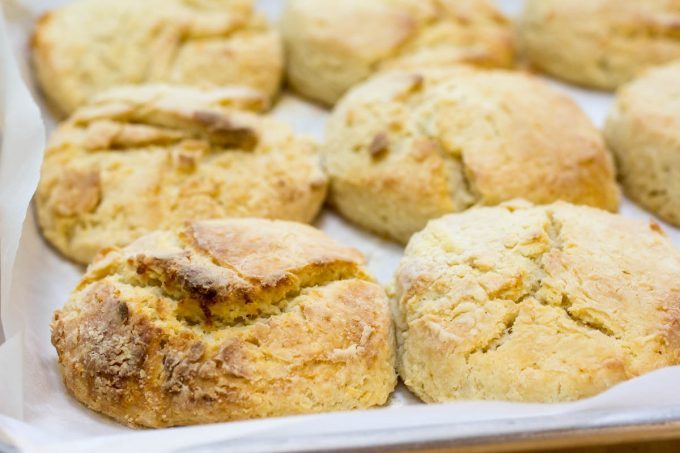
393;201;680;403
37;84;327;264
52;218;397;427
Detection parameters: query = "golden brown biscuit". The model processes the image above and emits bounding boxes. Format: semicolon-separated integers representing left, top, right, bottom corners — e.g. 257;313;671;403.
393;201;680;403
323;68;619;243
605;60;680;225
32;0;283;115
281;0;514;105
51;218;397;427
520;0;680;90
36;84;327;264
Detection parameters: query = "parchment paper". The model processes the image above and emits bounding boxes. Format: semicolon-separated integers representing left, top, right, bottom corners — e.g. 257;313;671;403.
2;1;680;452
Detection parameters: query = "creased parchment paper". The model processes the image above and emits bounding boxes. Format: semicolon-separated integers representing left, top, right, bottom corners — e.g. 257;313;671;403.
2;1;680;452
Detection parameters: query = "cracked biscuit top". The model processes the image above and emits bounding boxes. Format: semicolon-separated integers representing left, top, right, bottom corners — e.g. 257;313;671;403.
281;0;515;105
32;0;283;115
51;218;397;427
393;201;680;403
36;84;327;264
323;68;620;244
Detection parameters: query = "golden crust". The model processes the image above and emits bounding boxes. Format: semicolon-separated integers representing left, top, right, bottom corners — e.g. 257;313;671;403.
51;218;397;427
393;201;680;403
323;68;620;244
281;0;515;105
31;0;283;115
605;60;680;226
519;0;680;90
36;85;327;264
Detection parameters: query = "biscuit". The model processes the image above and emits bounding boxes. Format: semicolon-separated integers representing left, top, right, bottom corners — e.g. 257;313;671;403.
281;0;514;106
605;61;680;226
323;68;619;244
51;218;397;427
392;201;680;403
36;84;327;264
519;0;680;90
32;0;283;115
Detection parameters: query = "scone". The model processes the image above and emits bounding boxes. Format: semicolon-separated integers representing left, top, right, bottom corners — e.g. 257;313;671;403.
36;84;327;264
605;61;680;226
51;218;397;427
32;0;283;115
393;201;680;403
281;0;514;106
520;0;680;90
323;68;619;244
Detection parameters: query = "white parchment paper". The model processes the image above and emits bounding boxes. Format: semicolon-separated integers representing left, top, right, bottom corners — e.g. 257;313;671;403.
2;1;680;452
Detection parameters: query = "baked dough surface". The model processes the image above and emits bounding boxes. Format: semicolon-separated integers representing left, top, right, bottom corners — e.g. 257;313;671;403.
281;0;514;105
605;61;680;226
520;0;680;90
32;0;283;115
324;68;619;243
51;218;397;427
393;201;680;403
37;84;327;263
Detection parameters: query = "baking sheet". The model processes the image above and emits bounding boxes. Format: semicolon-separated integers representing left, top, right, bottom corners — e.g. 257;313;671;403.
2;0;680;452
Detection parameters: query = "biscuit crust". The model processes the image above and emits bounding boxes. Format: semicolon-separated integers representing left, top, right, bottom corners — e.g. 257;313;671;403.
51;219;397;427
32;0;283;115
281;0;514;105
393;201;680;403
36;85;327;264
323;69;619;243
520;0;680;90
605;61;680;226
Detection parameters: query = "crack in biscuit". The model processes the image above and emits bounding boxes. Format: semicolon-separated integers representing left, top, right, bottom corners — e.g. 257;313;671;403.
77;108;258;152
404;75;483;211
403;207;618;361
91;221;372;330
370;0;512;73
527;211;618;340
478;310;518;354
405;90;482;211
126;255;366;329
87;249;369;335
445;151;481;211
559;294;617;338
80;224;370;331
